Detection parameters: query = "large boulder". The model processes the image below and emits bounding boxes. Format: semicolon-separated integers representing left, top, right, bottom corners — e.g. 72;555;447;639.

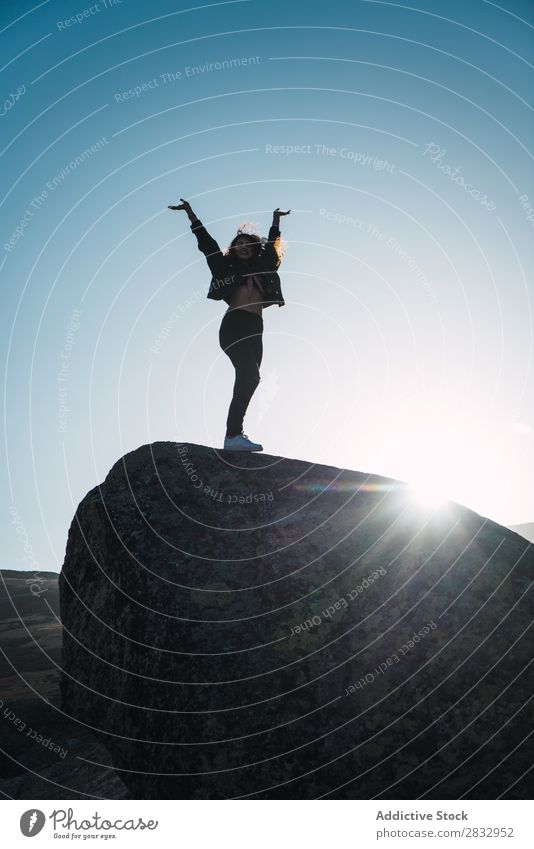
59;442;533;799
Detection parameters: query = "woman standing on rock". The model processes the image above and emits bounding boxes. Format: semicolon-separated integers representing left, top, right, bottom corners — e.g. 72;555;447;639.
168;199;290;452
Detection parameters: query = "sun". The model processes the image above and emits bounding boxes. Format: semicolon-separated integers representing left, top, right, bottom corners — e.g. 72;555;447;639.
378;419;492;515
408;477;449;509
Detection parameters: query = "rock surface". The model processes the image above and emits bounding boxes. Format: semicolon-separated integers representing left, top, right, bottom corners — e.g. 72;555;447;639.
0;570;130;799
59;442;533;799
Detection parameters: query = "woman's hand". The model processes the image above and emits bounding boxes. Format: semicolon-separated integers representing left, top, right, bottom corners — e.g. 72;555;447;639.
272;207;290;226
168;198;197;222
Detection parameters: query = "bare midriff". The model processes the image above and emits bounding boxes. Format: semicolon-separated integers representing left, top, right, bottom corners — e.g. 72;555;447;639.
226;280;265;315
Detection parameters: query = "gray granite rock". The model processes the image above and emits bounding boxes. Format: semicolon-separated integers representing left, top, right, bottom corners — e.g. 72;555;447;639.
59;442;534;799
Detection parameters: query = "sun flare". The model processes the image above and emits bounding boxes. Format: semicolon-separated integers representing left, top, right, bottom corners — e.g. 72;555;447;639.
408;478;449;509
378;420;502;516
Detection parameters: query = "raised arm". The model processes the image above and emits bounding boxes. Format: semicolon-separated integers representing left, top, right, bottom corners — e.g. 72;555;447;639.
263;207;290;270
168;198;224;274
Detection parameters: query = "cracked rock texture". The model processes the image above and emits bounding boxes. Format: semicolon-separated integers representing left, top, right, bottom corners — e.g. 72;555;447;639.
59;441;533;799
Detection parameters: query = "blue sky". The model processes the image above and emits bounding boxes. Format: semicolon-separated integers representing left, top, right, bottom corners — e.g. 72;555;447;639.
1;0;533;572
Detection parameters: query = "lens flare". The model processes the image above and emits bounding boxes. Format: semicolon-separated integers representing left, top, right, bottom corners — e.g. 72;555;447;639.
408;477;449;509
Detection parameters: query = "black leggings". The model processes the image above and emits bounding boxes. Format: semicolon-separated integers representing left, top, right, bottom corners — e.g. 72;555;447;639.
219;308;263;437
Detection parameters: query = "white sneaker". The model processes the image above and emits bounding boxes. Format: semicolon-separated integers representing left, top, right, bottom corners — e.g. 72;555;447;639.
223;432;263;452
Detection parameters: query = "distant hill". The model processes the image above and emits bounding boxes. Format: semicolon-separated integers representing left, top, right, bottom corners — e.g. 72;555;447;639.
1;569;59;579
509;523;534;545
0;569;129;798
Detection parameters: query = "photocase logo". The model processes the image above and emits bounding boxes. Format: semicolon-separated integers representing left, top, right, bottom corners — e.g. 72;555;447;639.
20;809;46;836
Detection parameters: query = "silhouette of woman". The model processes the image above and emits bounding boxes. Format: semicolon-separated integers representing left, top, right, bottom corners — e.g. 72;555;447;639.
168;199;290;451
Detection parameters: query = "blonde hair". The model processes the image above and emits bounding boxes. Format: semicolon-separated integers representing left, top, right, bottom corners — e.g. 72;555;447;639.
224;221;287;262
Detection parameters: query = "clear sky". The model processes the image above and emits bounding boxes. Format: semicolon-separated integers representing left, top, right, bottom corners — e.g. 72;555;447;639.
1;0;533;573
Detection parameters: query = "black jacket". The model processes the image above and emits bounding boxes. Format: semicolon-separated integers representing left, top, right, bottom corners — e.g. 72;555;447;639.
190;218;285;307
